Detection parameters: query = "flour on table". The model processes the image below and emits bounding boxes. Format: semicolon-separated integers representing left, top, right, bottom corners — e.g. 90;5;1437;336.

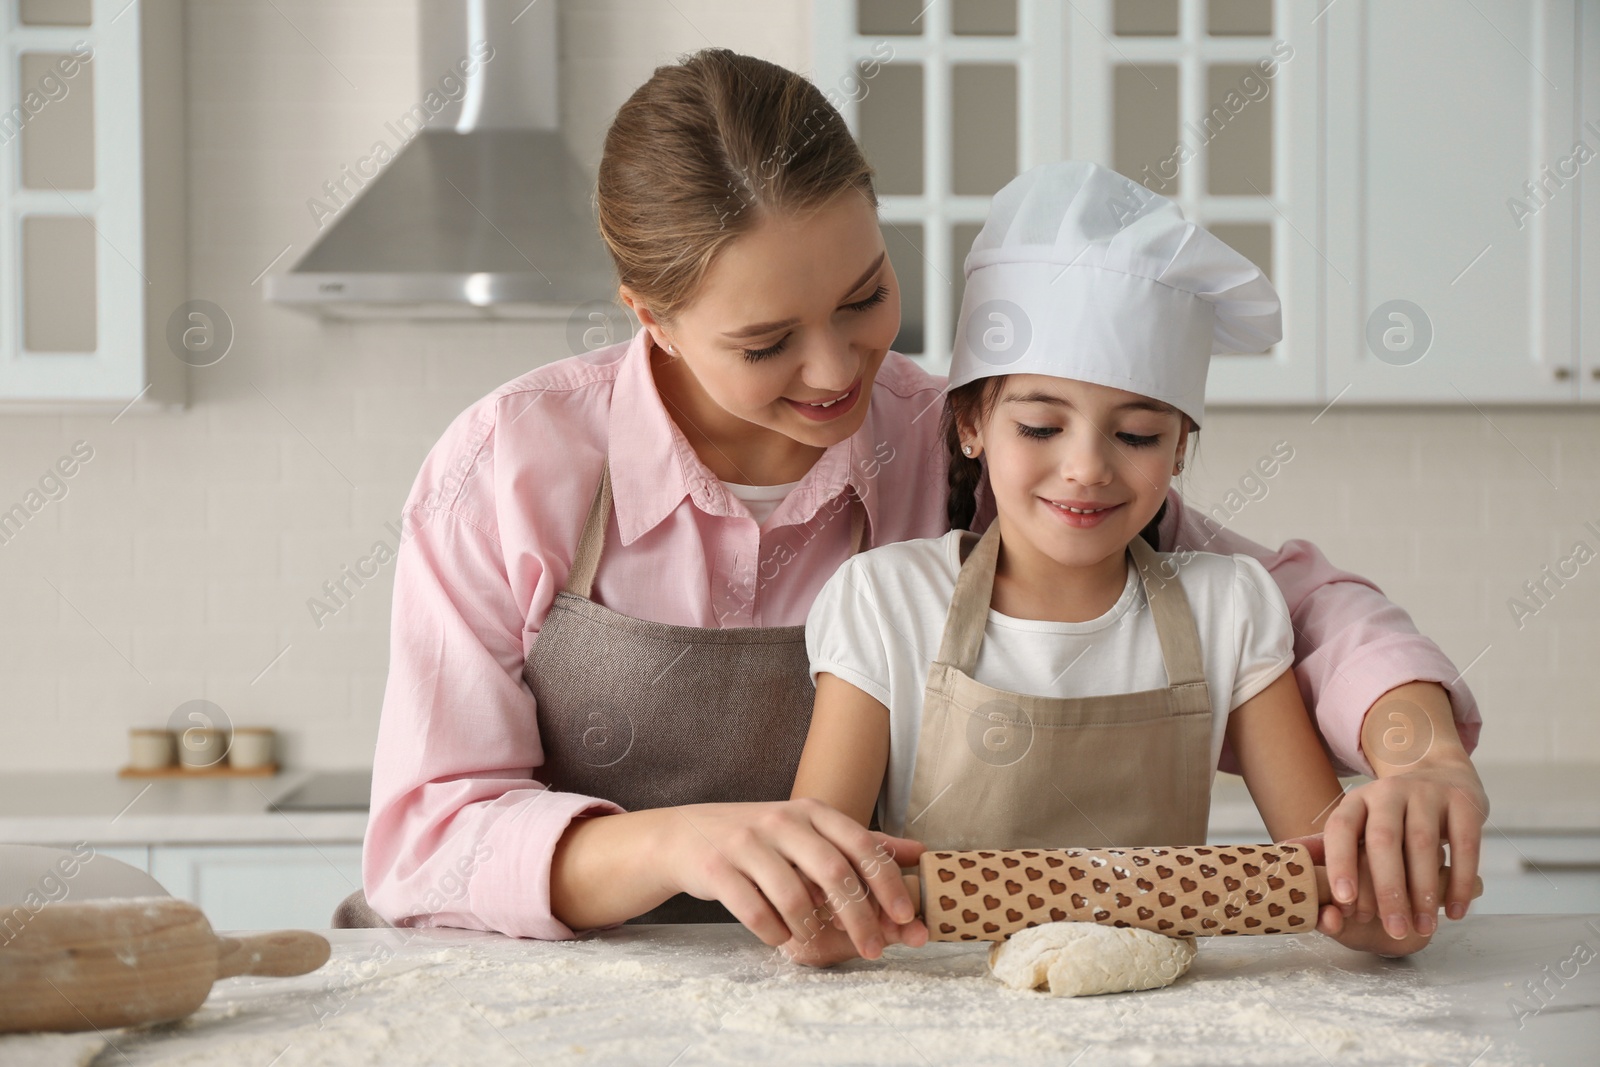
988;922;1197;997
89;927;1515;1067
0;1031;108;1067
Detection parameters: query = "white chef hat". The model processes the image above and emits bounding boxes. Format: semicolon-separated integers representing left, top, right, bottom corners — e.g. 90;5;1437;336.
947;161;1281;429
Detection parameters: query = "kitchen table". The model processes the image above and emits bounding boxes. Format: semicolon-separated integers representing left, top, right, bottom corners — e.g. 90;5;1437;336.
3;914;1596;1066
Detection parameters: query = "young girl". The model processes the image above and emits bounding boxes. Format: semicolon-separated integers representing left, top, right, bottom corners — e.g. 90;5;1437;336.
792;161;1433;959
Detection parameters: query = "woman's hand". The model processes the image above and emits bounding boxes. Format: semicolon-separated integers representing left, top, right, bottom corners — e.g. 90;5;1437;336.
652;798;929;962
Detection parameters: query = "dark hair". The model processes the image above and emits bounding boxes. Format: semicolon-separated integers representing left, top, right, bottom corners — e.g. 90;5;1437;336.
595;48;877;323
941;376;1198;550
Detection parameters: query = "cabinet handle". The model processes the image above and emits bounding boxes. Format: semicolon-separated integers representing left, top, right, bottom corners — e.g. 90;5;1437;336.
1553;366;1572;380
1519;858;1600;873
1592;367;1600;381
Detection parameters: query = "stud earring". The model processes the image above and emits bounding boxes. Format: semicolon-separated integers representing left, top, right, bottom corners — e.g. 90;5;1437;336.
962;444;974;457
1175;460;1185;473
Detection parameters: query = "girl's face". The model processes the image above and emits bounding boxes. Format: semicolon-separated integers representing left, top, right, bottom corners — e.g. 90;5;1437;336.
624;189;901;452
963;374;1189;569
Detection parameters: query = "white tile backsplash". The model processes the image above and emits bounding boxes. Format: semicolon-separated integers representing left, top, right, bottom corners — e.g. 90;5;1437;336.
0;0;1592;770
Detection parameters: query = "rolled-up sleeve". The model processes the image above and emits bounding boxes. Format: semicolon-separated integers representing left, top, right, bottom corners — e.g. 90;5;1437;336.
363;447;623;940
1160;489;1482;778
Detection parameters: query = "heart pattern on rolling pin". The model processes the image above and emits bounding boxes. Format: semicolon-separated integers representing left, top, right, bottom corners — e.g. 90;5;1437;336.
920;843;1318;942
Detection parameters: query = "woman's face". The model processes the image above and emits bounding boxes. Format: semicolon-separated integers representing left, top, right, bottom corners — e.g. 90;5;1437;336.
629;189;900;451
964;374;1189;569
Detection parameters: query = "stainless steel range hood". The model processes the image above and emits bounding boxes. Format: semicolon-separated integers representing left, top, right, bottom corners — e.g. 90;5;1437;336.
264;0;614;318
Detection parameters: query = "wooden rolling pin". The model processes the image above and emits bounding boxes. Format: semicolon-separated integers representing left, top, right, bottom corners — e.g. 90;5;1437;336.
0;896;330;1034
905;843;1483;941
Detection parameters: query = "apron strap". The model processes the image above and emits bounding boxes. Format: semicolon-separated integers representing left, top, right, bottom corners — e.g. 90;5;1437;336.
933;520;1003;673
563;461;871;598
933;522;1209;689
1127;535;1208;688
564;461;613;599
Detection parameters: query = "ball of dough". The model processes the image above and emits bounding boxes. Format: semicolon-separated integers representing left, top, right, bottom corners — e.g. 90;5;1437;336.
988;922;1197;997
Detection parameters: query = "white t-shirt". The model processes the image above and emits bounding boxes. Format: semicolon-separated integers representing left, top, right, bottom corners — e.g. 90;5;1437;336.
805;530;1296;838
720;478;803;526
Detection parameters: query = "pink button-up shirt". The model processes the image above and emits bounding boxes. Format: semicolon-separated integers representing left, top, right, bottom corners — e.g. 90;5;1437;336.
364;326;1481;940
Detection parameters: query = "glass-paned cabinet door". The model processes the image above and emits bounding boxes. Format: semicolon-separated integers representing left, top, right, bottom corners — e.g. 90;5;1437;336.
817;0;1311;402
815;0;1064;369
1072;0;1318;403
1;0;183;404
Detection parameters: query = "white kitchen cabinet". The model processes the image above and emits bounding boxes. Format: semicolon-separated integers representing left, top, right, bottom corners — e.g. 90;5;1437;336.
0;771;368;931
1062;0;1322;405
811;0;1066;364
1324;0;1585;403
1583;3;1600;401
1206;765;1600;917
148;843;364;932
816;0;1596;407
88;844;150;873
1471;832;1600;915
0;0;186;408
815;0;1320;398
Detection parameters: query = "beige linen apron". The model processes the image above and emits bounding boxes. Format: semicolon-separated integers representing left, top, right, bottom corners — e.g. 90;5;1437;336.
905;520;1215;852
524;461;866;924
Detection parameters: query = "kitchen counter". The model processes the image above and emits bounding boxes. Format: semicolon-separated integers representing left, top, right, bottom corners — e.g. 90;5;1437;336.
3;916;1595;1066
0;770;367;845
1;763;1594;847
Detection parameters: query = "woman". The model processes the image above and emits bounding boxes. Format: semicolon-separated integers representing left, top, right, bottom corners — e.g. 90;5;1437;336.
363;49;1486;965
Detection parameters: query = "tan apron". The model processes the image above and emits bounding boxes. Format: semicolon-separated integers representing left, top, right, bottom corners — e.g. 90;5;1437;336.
524;460;866;924
905;520;1215;851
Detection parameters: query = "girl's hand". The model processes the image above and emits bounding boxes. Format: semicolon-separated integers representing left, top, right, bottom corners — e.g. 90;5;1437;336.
779;876;929;967
1317;759;1487;942
653;799;928;961
1277;831;1438;958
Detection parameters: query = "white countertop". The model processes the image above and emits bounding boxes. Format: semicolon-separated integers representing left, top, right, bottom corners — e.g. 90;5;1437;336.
3;916;1594;1066
0;770;367;845
0;763;1594;848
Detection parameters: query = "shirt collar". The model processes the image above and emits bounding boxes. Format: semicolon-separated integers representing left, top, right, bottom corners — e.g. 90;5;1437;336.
606;328;696;545
607;327;887;546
